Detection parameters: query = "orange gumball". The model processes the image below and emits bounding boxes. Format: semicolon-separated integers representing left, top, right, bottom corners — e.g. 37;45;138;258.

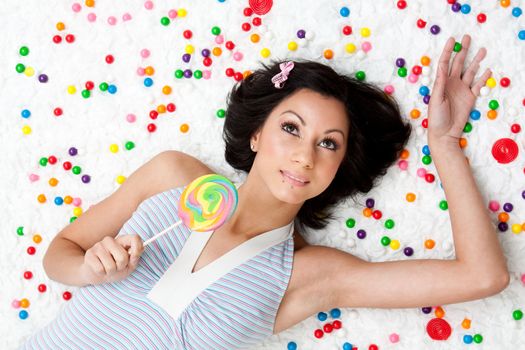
20;298;30;308
63;195;73;204
363;207;373;217
180;124;189;133
37;194;46;203
498;212;509;222
33;234;43;244
459;138;467;148
400;149;410;159
420;56;431;66
487;109;498;120
406;192;416;202
424;239;435;249
323;49;334;59
85;0;95;7
48;177;59;186
212;47;222;56
162;86;172;95
461;318;471;329
435;306;445;318
144;66;155;76
157;104;167;114
250;34;260;43
500;0;511;8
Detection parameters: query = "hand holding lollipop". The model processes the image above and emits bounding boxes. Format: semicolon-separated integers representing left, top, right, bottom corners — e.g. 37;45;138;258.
142;174;239;247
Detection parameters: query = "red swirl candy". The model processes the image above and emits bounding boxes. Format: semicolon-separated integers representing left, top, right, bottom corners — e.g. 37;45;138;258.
491;138;518;164
426;318;452;340
249;0;273;15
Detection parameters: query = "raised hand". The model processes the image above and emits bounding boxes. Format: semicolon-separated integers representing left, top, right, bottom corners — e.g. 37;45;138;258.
427;34;492;149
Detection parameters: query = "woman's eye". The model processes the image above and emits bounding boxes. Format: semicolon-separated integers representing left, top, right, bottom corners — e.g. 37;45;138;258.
282;122;298;134
321;139;337;150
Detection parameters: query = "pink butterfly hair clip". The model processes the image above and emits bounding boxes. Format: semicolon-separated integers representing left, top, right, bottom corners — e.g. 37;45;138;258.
271;61;295;89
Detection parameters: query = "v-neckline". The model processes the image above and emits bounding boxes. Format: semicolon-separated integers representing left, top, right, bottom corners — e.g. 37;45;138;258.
187;221;293;276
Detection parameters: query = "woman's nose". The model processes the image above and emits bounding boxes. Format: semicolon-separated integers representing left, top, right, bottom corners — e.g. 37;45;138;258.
292;144;314;169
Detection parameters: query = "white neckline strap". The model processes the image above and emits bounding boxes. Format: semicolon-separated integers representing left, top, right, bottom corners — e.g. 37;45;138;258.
147;221;294;321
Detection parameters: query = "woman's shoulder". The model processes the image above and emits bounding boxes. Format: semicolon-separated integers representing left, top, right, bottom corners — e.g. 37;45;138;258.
143;150;215;201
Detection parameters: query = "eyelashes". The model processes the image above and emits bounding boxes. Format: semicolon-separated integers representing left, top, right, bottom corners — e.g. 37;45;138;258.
280;121;339;151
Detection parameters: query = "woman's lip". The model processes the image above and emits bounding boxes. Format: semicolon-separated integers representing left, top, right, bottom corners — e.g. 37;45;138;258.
280;170;310;185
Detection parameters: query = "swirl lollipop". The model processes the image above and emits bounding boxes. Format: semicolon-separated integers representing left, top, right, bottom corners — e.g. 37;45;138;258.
142;174;238;247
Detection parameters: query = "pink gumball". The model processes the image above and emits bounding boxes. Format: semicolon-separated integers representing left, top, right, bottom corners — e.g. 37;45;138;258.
168;9;178;19
398;159;408;170
417;168;427;177
361;41;372;53
108;16;117;25
521;273;525;285
87;13;97;22
408;73;418;83
389;333;400;343
140;49;150;58
137;67;145;76
122;13;132;21
144;1;154;10
233;52;243;61
384;84;394;95
488;200;500;212
203;70;211;79
72;3;82;12
12;299;21;309
29;173;40;182
126;113;137;123
72;198;82;207
215;34;224;45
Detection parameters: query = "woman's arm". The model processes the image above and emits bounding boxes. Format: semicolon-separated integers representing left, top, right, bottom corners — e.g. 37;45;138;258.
43;150;213;286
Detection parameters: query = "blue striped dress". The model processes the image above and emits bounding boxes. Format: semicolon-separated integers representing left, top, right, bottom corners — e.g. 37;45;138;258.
20;185;295;349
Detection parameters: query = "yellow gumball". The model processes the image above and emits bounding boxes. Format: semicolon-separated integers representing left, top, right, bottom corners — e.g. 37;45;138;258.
345;43;357;53
22;125;32;135
185;44;194;54
390;239;400;250
178;8;187;17
486;77;497;88
511;223;522;234
67;85;77;94
260;48;271;58
116;175;126;184
288;41;298;51
73;207;83;217
24;67;35;77
109;144;119;153
360;27;371;37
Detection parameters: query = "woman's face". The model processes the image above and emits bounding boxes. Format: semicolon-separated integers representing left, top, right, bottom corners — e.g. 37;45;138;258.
250;88;349;204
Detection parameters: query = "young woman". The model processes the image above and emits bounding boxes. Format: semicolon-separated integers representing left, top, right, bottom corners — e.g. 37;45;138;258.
21;34;509;349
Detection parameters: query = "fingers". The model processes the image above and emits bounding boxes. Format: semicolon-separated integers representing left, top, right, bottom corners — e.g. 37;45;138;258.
450;34;471;78
471;68;492;97
461;47;487;86
119;235;144;263
432;36;456;99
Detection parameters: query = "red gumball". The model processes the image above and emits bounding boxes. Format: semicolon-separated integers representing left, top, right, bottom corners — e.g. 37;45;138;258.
52;35;62;44
412;65;422;75
332;320;342;329
417;19;427;28
422;118;428;128
183;30;192;39
425;173;435;183
24;271;33;280
65;34;75;43
477;13;487;23
397;0;407;10
252;17;262;26
314;329;324;339
372;210;382;220
426;317;452;340
38;284;47;293
243;7;253;17
342;25;352;35
149;110;159;119
53;107;63;116
225;41;235;50
85;81;94;90
203;57;212;67
233;72;244;81
147;123;156;132
323;323;333;333
225;68;235;77
511;124;521;133
63;291;72;300
105;54;115;64
500;77;510;87
48;155;57;164
166;103;176;112
63;161;72;170
27;246;36;255
241;22;251;31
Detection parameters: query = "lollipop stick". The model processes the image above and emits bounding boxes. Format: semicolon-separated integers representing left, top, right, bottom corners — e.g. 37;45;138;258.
143;220;184;247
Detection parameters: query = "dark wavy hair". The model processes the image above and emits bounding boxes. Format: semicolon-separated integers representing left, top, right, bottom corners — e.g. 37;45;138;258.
223;59;412;231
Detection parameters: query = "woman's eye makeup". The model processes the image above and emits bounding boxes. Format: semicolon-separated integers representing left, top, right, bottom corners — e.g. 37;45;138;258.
279;121;339;151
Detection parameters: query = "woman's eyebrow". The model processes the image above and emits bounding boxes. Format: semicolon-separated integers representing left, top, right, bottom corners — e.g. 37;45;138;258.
281;110;346;140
